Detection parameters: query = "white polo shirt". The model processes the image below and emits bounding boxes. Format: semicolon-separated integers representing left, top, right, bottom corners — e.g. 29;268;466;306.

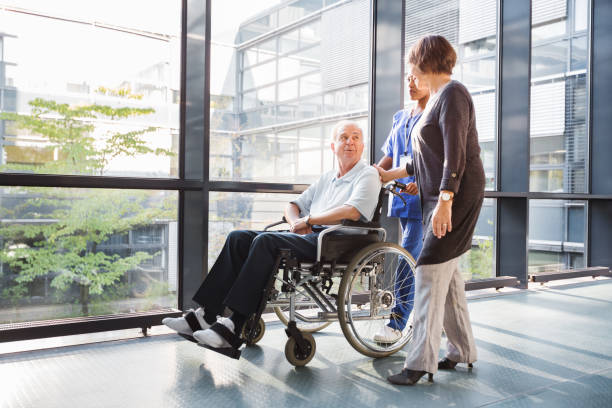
291;160;381;223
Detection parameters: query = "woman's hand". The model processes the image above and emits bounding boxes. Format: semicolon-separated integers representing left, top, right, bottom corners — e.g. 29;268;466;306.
431;200;452;239
403;182;418;195
290;217;312;235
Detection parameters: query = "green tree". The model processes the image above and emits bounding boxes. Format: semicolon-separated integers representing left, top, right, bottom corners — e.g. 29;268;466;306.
0;97;175;316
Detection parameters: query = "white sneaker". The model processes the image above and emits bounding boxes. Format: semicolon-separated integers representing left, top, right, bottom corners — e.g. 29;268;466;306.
373;325;402;343
162;307;209;336
193;317;235;348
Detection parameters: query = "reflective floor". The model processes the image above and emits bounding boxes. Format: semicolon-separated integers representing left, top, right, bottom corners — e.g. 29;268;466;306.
2;279;612;408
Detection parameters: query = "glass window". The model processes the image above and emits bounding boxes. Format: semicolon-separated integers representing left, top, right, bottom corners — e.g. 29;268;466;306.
296;44;321;65
243;60;277;90
299;72;321;97
297;95;323;119
530;0;588;193
243;49;258;70
532;20;567;42
571;35;587;71
528;200;586;275
257;85;276;106
0;2;180;178
208;192;299;270
280;29;300;54
459;198;496;280
300;20;321;46
210;0;370;183
531;40;569;78
0;187;178;324
574;0;588;32
404;0;498;190
278;57;301;80
278;79;299;101
242;90;257;110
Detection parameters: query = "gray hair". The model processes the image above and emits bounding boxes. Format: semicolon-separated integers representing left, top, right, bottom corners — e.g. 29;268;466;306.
331;120;364;142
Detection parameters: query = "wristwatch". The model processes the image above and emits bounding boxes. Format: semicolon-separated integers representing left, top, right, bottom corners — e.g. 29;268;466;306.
440;191;453;202
305;214;312;226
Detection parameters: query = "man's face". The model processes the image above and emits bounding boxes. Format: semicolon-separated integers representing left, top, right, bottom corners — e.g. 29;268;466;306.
332;124;364;165
406;69;429;101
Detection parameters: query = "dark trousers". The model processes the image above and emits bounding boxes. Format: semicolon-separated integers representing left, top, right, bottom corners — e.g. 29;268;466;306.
192;230;319;318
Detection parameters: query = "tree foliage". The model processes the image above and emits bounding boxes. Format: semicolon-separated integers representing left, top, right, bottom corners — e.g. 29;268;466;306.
0;97;176;315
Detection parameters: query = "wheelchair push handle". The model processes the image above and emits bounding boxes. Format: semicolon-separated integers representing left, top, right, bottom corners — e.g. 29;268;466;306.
384;181;409;207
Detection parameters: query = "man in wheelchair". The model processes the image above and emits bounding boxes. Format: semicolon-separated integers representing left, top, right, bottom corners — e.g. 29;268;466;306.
163;120;381;359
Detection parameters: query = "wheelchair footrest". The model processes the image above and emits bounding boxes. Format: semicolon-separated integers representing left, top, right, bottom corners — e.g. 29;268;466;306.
198;343;242;360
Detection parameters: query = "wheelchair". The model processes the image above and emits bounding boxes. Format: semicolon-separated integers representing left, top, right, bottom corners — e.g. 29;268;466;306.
240;181;417;367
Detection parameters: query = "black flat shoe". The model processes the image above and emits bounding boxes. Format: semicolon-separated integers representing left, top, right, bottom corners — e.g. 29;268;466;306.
438;358;474;370
387;369;433;385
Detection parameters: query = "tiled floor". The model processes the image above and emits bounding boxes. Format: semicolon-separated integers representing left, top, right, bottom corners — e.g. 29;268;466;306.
2;279;612;408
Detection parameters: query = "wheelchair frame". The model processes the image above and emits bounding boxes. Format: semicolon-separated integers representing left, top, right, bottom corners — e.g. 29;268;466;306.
242;182;417;366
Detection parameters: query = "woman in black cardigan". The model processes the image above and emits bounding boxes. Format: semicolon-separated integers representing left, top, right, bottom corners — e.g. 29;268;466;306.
375;35;485;386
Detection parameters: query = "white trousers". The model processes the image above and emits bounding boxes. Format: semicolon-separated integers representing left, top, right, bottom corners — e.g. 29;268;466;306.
403;256;477;373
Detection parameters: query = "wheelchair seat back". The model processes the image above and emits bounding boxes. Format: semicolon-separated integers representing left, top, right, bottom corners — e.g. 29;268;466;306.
318;187;388;263
320;232;380;263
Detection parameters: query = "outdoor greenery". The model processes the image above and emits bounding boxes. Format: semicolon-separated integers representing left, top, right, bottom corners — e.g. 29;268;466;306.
0;97;176;317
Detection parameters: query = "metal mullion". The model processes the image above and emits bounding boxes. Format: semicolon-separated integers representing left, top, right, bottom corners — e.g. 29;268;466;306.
209;181;308;195
177;0;187;311
368;0;377;165
584;0;594;266
483;191;612;200
0;173;202;191
179;0;187;181
201;0;212;282
586;0;593;196
399;0;406;108
495;0;502;193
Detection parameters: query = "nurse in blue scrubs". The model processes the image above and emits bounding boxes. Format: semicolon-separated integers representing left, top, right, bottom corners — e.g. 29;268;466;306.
373;74;429;343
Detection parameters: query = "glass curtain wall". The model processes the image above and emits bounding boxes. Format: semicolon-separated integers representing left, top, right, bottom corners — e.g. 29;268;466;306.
404;0;498;278
0;1;181;325
209;0;372;263
529;0;589;272
528;199;586;274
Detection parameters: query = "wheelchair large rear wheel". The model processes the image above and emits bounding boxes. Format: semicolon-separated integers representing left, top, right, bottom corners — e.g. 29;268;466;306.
338;242;416;358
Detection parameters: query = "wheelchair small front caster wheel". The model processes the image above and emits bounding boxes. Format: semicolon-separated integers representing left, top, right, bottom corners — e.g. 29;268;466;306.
285;332;316;367
244;317;266;346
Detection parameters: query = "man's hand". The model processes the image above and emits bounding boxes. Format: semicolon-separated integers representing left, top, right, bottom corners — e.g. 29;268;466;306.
402;182;418;195
432;200;452;239
290;217;312;235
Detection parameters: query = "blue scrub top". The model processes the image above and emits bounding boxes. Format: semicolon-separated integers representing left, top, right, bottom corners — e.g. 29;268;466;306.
381;109;423;220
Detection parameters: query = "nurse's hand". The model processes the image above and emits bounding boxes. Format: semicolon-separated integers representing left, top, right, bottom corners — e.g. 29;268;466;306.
432;200;452;239
373;164;408;183
402;182;418;195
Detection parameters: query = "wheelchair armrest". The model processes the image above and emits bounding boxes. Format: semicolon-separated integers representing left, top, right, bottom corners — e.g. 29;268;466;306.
264;216;288;231
341;219;381;229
